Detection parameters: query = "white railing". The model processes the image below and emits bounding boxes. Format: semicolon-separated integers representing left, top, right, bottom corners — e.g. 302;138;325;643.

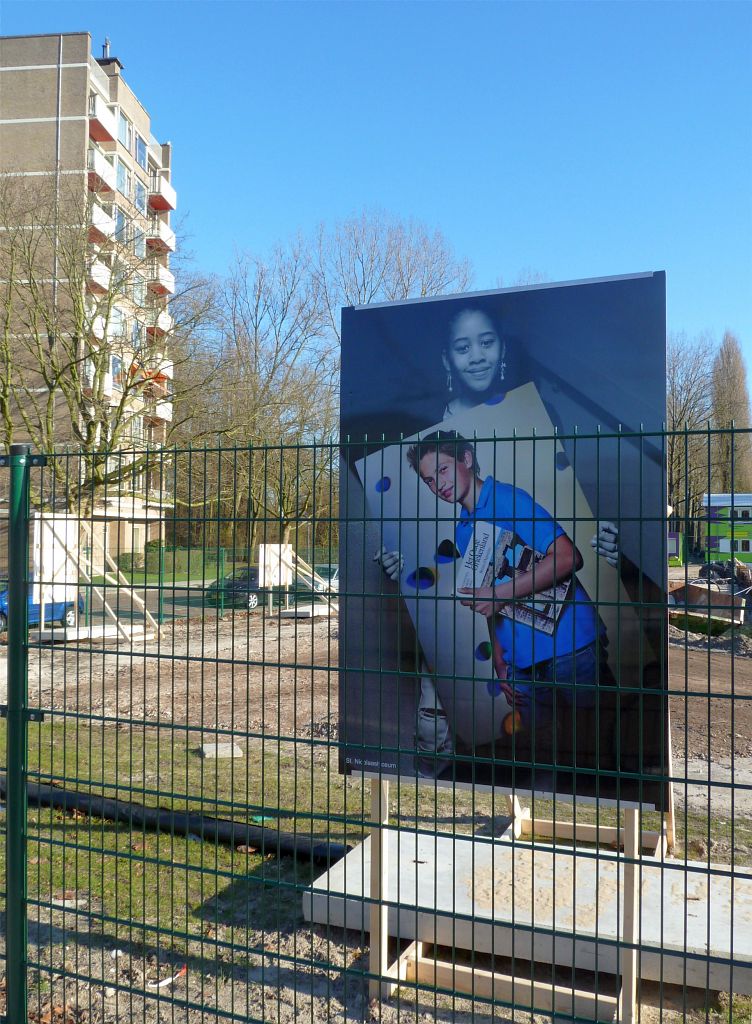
87;148;116;192
87;259;112;292
87;93;117;141
147;262;176;295
147;218;176;252
90;202;116;240
148;174;177;211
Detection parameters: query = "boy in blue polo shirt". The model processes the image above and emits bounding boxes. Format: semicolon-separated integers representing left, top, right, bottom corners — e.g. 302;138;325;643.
405;430;612;748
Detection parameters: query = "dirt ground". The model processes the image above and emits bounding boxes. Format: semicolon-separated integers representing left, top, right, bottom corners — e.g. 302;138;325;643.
24;615;752;757
1;613;750;1023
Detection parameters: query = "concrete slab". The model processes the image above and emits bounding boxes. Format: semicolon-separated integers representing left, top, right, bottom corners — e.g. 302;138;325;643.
37;624;154;644
280;604;336;619
199;742;244;759
303;828;752;994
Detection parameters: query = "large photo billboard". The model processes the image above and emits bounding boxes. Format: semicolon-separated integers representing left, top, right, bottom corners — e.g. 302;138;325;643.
339;273;668;808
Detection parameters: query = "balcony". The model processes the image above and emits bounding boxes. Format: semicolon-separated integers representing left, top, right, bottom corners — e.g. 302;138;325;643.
148;173;177;212
83;370;114;398
87;258;112;294
88;202;116;244
145;217;176;253
145;397;173;424
87;148;116;194
88;93;117;144
145;307;174;337
147;262;175;296
87;313;106;340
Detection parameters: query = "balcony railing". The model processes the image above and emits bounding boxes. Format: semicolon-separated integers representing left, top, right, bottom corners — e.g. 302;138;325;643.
145;307;174;336
87;148;116;194
145;397;173;424
83;370;114;398
88;93;117;144
146;262;175;296
87;258;112;294
148;173;177;212
87;313;106;341
89;202;116;243
145;218;176;253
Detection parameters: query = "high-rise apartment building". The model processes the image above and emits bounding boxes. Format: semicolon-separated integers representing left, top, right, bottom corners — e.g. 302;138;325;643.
0;32;177;558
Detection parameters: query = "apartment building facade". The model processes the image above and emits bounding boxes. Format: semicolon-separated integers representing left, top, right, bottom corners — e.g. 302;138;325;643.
703;493;752;564
0;31;177;561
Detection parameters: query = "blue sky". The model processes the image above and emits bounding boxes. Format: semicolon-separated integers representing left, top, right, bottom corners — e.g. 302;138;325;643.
3;1;751;358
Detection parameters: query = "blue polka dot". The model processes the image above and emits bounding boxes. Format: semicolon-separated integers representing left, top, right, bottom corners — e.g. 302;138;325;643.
375;476;391;492
484;391;506;406
475;641;492;661
487;679;503;697
555;452;570;471
405;567;436;590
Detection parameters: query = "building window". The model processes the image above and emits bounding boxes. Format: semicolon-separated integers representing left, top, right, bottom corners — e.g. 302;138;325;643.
743;540;751;553
743;510;750;520
134;178;147;214
114;206;129;243
132;274;146;307
110;306;126;337
131;415;144;441
111;355;124;390
116;159;131;199
135;134;147;170
118;111;133;151
131;319;146;349
133;228;146;259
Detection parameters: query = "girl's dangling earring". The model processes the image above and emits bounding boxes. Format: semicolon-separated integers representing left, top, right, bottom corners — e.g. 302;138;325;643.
446;369;453;393
499;360;506;383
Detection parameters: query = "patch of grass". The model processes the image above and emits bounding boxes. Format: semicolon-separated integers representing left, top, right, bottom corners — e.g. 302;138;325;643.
0;720;749;1002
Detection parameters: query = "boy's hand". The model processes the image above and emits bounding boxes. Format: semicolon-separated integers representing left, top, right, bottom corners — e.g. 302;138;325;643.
373;546;403;581
458;585;501;617
500;682;530;707
591;521;619;568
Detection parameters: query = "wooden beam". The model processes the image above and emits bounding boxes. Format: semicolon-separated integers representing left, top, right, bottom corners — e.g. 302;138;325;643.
405;955;618;1020
619;807;640;1024
369;779;391;1000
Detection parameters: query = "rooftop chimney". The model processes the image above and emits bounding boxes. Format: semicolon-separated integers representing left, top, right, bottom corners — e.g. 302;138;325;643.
96;37;124;73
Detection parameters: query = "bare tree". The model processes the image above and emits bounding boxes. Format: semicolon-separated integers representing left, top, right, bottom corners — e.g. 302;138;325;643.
166;212;475;555
314;209;473;342
711;330;752;492
666;331;716;550
170;241;337;548
0;173;217;510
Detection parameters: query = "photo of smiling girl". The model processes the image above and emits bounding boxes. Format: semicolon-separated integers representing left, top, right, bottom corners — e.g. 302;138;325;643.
442;308;506;418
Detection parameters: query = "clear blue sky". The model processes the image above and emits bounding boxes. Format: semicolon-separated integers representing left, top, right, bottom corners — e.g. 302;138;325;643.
3;1;751;356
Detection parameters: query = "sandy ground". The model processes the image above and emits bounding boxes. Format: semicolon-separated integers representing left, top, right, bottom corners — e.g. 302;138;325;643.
0;615;750;1023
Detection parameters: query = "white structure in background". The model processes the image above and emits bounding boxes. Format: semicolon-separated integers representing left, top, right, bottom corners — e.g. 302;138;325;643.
258;543;294;588
32;514;81;628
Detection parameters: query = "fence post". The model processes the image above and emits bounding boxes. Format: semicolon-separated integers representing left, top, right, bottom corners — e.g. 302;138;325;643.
158;544;165;625
4;443;32;1022
219;546;225;616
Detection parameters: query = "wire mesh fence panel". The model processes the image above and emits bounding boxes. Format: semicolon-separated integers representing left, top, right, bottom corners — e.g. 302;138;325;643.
0;431;750;1023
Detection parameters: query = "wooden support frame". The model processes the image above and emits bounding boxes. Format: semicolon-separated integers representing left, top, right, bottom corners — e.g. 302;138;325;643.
368;778;653;1022
82;521;162;637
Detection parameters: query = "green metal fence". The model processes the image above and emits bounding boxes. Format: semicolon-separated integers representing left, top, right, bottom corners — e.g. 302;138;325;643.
0;430;750;1023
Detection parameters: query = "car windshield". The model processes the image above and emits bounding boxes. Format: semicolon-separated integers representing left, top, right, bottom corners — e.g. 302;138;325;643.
315;565;338;580
228;568;255;581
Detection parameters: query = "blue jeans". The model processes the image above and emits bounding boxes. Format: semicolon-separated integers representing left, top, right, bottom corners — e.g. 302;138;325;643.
511;641;611;732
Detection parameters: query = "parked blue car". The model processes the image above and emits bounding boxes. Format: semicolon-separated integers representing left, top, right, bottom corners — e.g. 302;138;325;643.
0;584;85;632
